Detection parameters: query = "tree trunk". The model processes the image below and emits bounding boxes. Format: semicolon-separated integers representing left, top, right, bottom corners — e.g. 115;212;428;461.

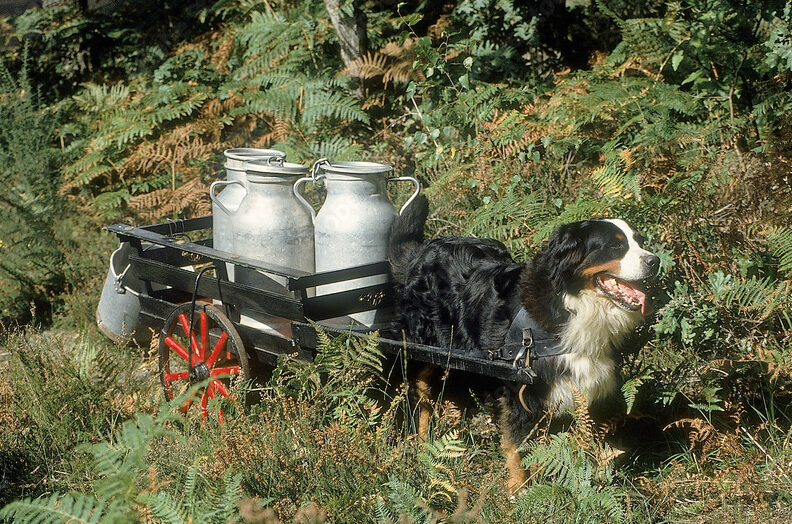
323;0;367;72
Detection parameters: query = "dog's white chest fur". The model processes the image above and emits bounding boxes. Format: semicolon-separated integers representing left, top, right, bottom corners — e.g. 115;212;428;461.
547;290;643;412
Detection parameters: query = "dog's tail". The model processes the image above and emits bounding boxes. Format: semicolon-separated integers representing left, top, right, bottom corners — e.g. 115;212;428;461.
388;193;429;284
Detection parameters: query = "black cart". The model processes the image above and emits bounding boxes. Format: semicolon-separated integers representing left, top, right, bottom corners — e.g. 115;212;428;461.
104;217;534;419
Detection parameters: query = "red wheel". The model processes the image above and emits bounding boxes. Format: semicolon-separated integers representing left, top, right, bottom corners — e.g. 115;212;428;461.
158;303;249;422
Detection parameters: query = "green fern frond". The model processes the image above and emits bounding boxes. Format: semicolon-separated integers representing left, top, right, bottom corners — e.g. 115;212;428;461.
137;491;184;524
591;149;639;201
707;271;789;321
463;189;544;254
374;496;395;523
300;90;370;126
421;430;466;462
303;137;363;160
62;150;114;187
724;278;785;318
311;320;334;351
523;432;587;487
183;466;199;505
0;492;110;524
136;467;242;524
236;87;300;121
618;17;676;65
212;471;244;522
83;412;181;504
384;478;431;524
73;82;131;114
766;226;792;277
621;370;653;414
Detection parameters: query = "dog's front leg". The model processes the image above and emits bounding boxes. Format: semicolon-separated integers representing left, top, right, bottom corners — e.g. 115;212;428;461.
414;364;438;440
498;395;528;494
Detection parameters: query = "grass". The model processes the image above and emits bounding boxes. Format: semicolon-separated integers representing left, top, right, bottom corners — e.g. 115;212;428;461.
1;0;791;520
2;310;792;523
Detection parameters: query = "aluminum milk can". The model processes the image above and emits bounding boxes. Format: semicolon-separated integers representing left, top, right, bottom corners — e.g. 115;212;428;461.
210;148;286;281
294;159;420;327
234;159;315;334
96;242;146;345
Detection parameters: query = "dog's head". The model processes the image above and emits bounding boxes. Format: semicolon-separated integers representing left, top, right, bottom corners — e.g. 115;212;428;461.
543;219;660;315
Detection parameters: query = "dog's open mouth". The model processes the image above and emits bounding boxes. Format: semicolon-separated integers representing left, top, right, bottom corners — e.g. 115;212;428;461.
595;273;652;315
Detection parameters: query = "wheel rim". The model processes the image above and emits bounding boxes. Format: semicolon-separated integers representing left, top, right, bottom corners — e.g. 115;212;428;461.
158;303;248;422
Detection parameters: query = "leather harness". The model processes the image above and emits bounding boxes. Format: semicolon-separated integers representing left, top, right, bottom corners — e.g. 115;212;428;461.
497;308;568;371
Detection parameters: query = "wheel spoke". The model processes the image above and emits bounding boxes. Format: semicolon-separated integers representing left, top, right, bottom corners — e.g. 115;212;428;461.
178;313;190;336
178;313;201;361
205;331;228;368
163;371;188;382
164;337;190;362
213;380;231;398
210;366;240;378
160;303;246;425
200;311;208;361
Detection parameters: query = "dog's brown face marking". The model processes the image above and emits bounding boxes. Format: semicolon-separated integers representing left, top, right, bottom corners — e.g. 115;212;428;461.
580;260;623;280
569;220;659;314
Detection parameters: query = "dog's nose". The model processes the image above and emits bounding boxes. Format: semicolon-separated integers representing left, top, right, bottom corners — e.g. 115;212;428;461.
642;254;660;275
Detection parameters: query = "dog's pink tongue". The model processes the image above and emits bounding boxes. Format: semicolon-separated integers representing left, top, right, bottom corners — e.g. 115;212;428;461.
622;282;651;315
634;287;649;315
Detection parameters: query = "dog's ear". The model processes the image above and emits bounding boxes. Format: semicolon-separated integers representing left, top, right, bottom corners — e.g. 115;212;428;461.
494;264;523;296
545;222;588;292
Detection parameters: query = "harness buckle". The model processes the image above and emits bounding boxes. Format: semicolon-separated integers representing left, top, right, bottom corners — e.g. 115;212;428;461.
522;327;534;349
512;328;535;369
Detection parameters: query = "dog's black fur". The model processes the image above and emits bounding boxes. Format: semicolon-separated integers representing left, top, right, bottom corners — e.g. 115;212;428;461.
389;194;659;491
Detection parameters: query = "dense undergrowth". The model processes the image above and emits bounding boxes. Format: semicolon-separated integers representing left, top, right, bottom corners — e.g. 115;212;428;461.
2;0;792;521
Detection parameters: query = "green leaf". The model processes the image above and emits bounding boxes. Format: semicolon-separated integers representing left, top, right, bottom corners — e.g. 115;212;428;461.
671;50;684;71
681;69;703;85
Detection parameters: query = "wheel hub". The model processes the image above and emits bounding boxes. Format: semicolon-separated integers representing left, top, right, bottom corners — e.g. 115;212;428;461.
189;361;211;383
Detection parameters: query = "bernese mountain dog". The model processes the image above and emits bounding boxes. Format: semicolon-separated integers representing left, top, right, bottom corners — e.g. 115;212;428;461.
388;194;660;493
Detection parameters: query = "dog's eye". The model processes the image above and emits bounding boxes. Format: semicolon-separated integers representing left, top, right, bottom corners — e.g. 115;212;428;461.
608;244;624;250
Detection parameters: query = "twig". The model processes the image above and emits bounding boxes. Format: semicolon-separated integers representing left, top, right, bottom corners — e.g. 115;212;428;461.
410;95;440;149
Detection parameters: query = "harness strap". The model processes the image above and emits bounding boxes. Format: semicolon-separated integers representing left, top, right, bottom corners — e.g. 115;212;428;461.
500;307;566;369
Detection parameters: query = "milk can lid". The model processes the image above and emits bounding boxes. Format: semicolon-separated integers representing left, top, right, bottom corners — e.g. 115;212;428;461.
224;148;287;161
316;160;393;175
245;158;309;178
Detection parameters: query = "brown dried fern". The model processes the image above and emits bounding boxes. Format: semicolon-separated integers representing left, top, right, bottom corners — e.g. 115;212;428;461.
254;118;293;147
128;175;210;221
665;417;715;450
477;105;546;159
121;129;214;191
570;384;596;443
341;40;423;88
211;32;236;74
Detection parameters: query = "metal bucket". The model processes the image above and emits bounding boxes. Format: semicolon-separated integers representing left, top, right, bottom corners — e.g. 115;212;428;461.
210;148;286;281
96;242;147;345
294;159;420;327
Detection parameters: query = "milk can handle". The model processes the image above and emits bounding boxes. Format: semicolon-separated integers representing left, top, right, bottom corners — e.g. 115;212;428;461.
109;244;140;296
388;176;421;215
293;177;318;221
311;157;330;182
209;180;246;215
